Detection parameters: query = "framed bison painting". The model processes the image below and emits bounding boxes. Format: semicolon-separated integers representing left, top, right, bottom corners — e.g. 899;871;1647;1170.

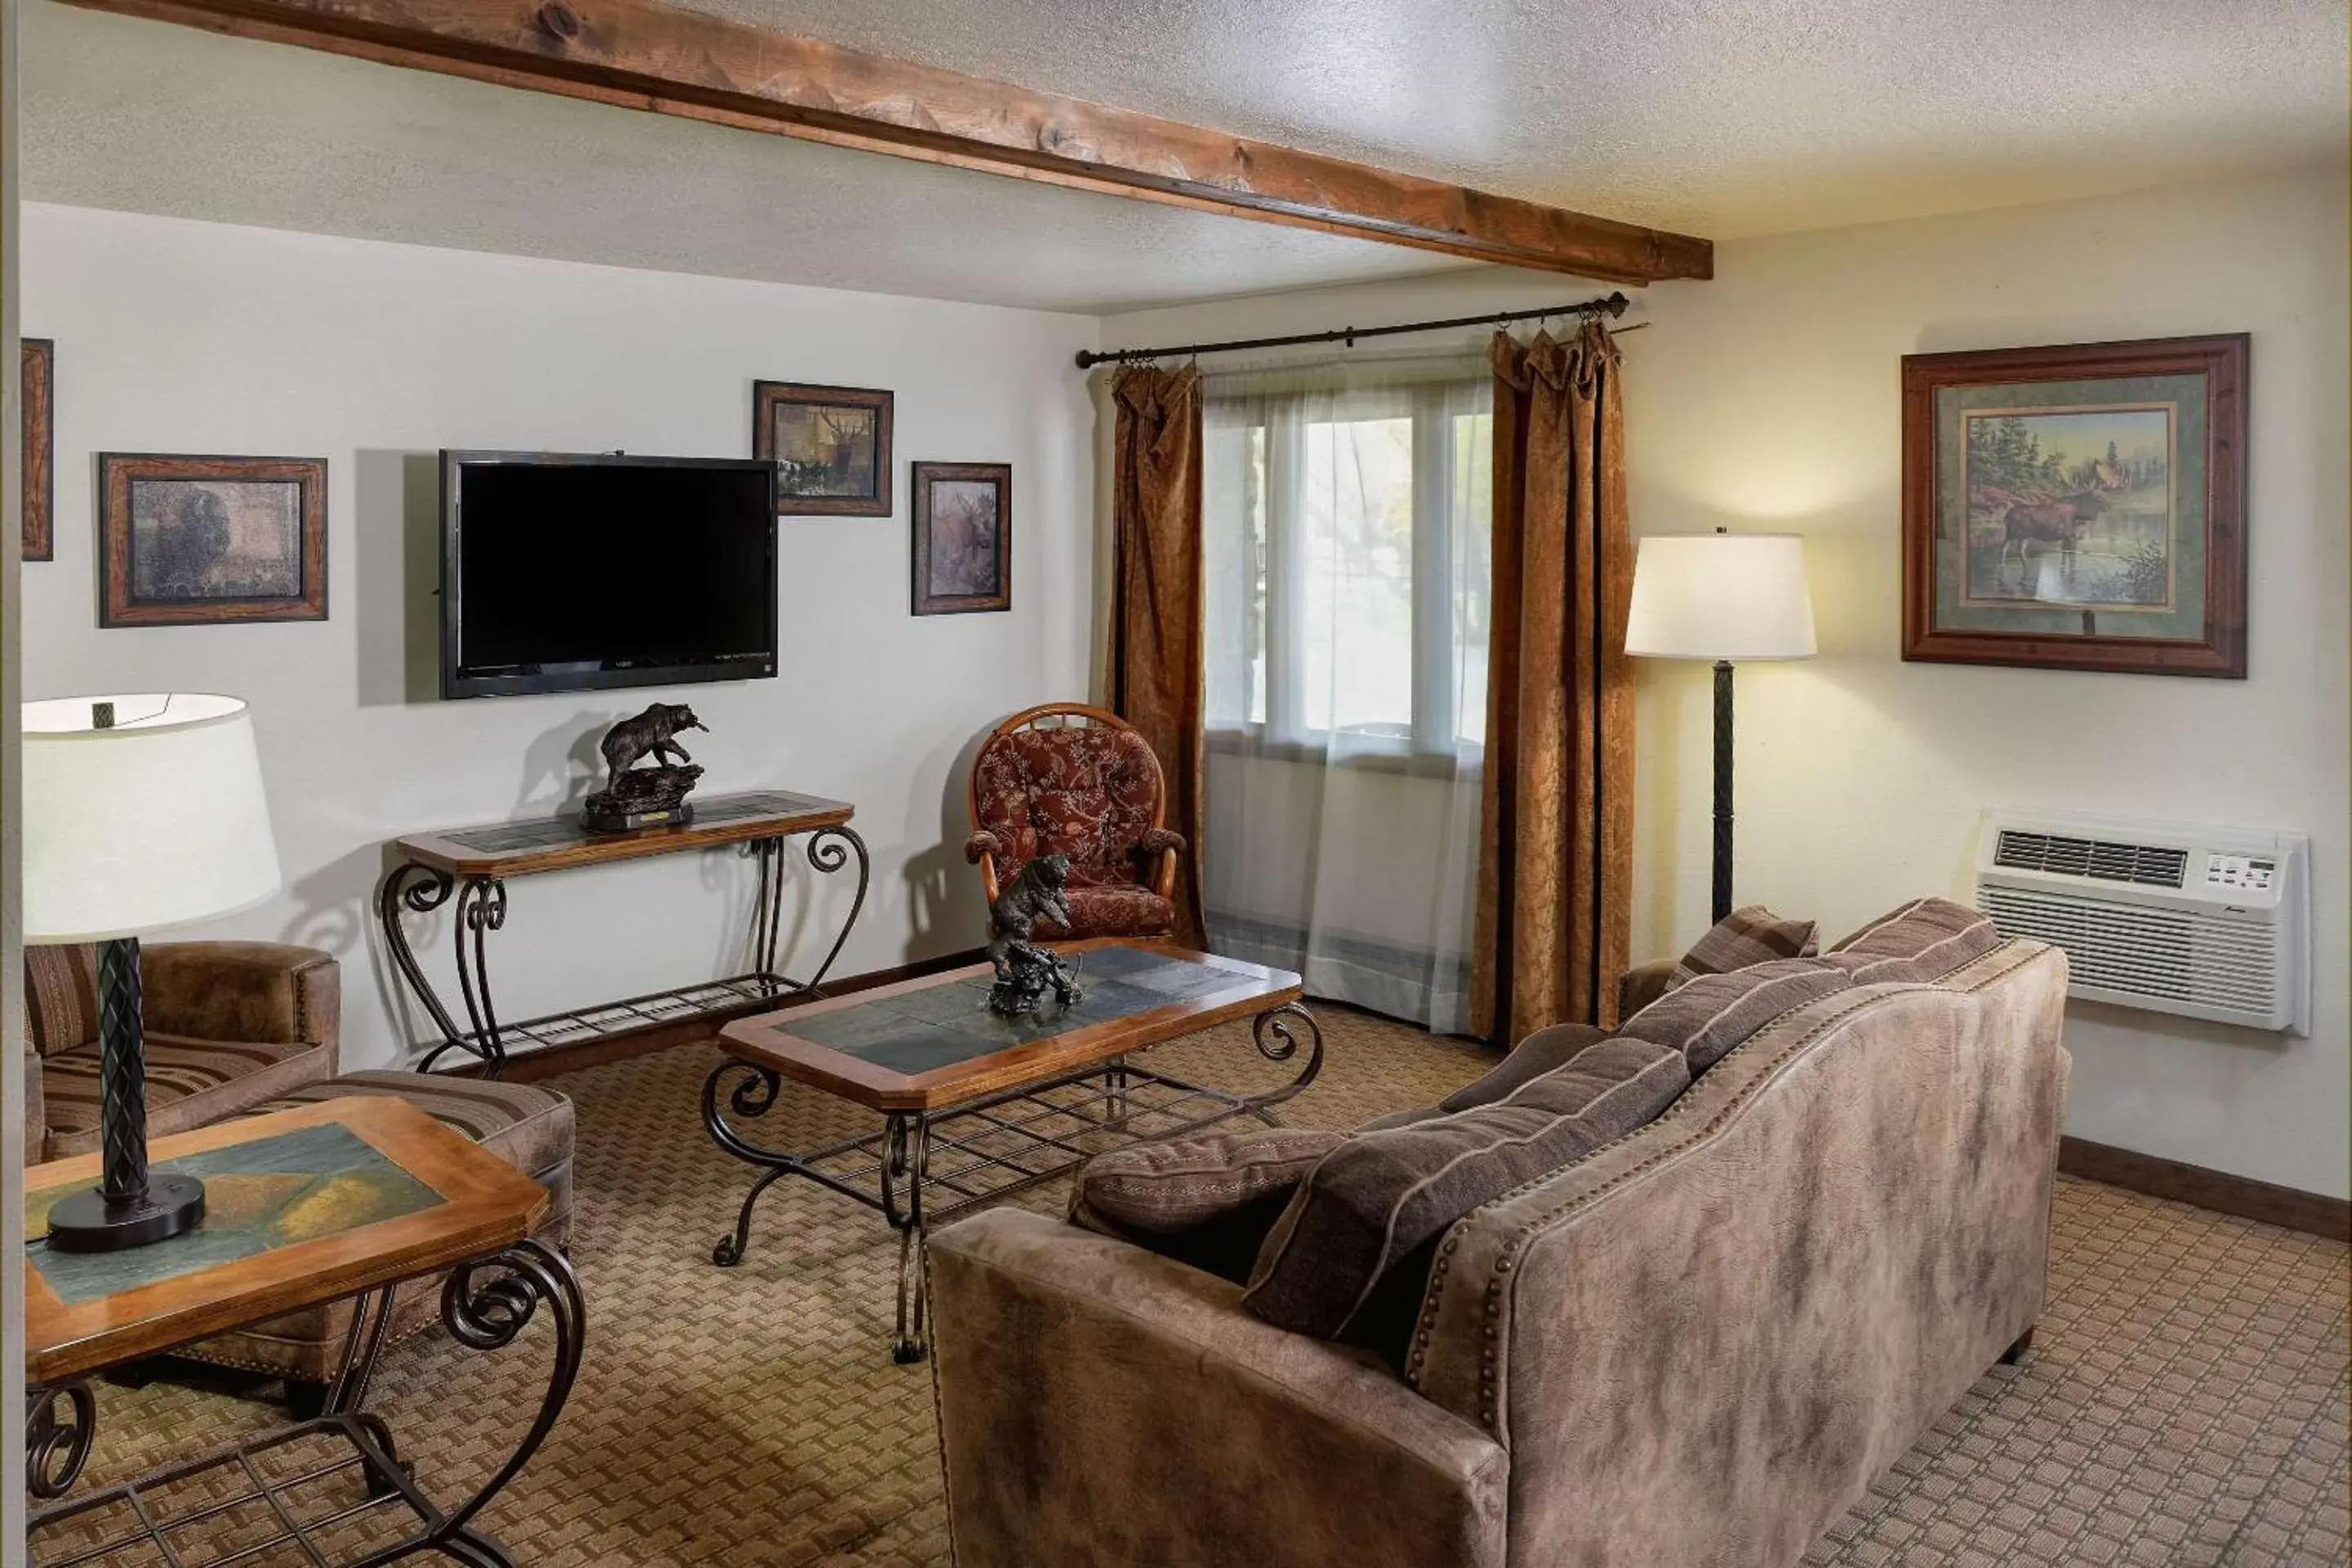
98;452;328;627
1901;335;2247;677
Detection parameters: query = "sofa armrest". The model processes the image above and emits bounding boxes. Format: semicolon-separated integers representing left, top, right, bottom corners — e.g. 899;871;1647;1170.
929;1209;1508;1568
142;942;341;1063
1617;957;1677;1019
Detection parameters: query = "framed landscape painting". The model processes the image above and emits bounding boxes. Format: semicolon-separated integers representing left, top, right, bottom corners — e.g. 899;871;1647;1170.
753;381;892;517
99;453;327;627
22;338;51;562
911;461;1010;615
1901;334;2247;677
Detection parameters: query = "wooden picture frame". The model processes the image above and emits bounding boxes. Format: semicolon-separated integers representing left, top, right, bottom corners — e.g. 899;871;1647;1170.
99;452;329;627
911;461;1011;616
1901;334;2247;677
22;337;52;562
752;381;893;516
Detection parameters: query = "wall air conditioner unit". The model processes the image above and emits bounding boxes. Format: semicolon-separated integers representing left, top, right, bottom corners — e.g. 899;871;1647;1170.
1976;809;2310;1034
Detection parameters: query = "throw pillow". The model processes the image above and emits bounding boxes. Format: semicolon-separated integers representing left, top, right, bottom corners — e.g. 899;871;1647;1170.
1068;1126;1344;1284
1823;896;2004;982
1243;1036;1690;1356
1667;905;1820;989
1618;958;1852;1076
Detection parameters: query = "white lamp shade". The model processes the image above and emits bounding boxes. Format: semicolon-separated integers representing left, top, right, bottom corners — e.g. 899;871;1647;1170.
23;694;283;944
1624;532;1817;662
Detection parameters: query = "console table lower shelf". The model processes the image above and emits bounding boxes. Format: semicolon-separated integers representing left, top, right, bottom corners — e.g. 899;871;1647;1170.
704;941;1320;1364
23;1100;584;1568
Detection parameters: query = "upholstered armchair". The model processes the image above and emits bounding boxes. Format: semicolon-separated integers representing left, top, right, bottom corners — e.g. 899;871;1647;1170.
965;703;1186;940
22;941;341;1162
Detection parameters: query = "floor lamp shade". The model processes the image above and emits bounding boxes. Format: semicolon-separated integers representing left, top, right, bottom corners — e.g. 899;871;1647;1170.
23;693;283;1252
24;693;283;944
1624;534;1816;926
1624;532;1817;662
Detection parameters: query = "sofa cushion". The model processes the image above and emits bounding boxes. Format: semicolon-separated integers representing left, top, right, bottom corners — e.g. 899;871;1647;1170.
1070;1126;1343;1283
1443;1022;1610;1114
180;1070;577;1384
1244;1036;1690;1356
40;1032;336;1160
1616;959;1852;1078
1668;905;1820;990
1824;896;2003;982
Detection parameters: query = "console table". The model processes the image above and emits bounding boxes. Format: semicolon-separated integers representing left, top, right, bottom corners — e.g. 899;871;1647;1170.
380;790;868;1076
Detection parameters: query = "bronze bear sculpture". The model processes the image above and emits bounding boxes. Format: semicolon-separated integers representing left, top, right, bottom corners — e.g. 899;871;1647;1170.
987;853;1085;1017
600;702;705;791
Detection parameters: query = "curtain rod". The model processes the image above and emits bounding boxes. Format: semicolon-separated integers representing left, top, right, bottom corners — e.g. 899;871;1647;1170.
1074;290;1631;370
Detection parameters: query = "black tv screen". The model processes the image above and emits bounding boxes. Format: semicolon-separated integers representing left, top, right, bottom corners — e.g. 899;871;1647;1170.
441;452;777;699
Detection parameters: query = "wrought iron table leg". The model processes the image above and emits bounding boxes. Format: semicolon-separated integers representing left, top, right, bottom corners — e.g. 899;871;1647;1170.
25;1381;96;1502
891;1112;932;1365
802;826;871;995
379;862;473;1071
428;1239;586;1559
1247;1001;1325;1123
439;875;510;1076
704;1061;787;1267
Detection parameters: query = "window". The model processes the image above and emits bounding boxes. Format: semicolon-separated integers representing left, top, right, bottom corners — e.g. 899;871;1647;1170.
1202;368;1492;761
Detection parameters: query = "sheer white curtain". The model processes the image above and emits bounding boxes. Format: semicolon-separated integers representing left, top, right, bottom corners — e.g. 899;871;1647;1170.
1198;352;1492;1033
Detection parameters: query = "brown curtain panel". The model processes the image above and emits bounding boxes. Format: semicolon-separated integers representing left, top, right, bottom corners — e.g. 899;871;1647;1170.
1107;363;1207;947
1472;323;1635;1045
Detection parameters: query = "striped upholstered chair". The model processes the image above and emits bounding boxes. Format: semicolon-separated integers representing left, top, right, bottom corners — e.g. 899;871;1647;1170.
23;941;341;1162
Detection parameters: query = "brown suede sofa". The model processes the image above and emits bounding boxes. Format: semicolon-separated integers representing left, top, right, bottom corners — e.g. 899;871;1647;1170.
929;928;2069;1568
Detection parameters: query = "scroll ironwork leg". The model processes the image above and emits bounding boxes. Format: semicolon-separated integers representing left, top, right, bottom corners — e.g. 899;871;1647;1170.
750;836;787;987
430;1240;585;1556
379;862;479;1070
801;826;871;996
704;1062;785;1266
444;875;510;1077
26;1382;96;1501
892;1112;932;1365
1246;1002;1325;1122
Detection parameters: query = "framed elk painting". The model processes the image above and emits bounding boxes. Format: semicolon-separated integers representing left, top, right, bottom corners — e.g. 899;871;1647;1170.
753;381;892;517
1901;334;2247;677
911;461;1011;615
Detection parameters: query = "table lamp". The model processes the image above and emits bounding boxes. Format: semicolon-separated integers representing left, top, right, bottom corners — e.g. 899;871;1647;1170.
24;694;282;1251
1624;530;1816;924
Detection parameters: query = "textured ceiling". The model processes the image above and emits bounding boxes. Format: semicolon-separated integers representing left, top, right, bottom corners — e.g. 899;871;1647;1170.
20;2;1475;315
24;0;2350;313
683;0;2350;238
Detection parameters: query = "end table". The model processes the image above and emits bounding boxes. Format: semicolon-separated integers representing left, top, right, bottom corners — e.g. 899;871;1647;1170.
22;1096;584;1568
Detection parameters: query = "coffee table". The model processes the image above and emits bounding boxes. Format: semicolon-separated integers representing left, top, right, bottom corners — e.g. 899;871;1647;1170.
705;939;1321;1361
22;1097;582;1567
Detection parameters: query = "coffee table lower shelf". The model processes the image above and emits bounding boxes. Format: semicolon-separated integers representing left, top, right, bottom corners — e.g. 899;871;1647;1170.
702;1000;1323;1364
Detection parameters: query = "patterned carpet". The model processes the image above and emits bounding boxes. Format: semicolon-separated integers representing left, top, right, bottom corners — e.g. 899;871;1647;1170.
34;1006;2350;1566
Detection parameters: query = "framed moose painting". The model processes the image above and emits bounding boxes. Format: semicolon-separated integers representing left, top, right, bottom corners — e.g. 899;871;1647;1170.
1900;334;2247;677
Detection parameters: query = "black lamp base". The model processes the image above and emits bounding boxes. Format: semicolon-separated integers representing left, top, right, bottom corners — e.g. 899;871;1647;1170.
44;1173;207;1254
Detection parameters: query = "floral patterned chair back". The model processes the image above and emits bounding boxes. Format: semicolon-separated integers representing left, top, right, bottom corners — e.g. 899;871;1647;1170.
964;704;1185;941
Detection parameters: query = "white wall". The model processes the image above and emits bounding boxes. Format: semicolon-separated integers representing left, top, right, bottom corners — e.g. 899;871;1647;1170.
1106;164;2351;1198
22;203;1098;1069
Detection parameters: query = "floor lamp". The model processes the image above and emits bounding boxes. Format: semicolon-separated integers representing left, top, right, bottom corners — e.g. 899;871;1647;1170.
24;694;282;1252
1625;532;1816;924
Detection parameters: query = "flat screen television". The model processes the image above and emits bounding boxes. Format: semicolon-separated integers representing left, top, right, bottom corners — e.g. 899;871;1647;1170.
440;451;778;699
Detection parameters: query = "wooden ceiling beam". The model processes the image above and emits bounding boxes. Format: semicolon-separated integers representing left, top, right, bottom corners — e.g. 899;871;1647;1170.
60;0;1715;284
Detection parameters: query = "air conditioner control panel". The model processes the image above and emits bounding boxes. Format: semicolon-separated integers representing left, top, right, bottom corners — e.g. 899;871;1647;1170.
2204;853;2278;893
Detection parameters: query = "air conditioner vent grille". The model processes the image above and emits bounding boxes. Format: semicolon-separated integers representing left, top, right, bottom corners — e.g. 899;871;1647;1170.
1980;887;2279;1022
1992;830;2187;889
